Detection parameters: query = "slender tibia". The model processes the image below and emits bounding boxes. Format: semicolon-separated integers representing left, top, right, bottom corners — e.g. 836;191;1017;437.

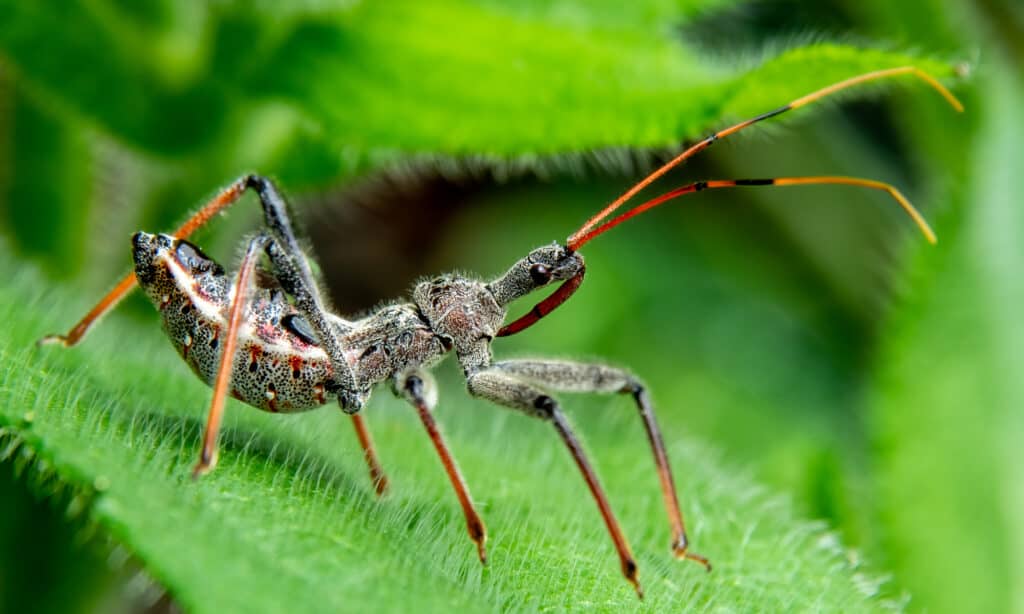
349;414;388;497
551;409;643;598
633;387;709;569
38;273;139;348
398;372;487;564
467;369;642;598
192;198;363;477
571;176;937;249
193;235;269;478
39;177;253;347
568;66;963;249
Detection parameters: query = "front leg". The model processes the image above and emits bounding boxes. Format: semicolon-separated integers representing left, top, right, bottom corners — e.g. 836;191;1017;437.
249;178;364;411
40;174;357;348
466;368;643;598
491;359;709;569
194;232;365;476
393;370;487;564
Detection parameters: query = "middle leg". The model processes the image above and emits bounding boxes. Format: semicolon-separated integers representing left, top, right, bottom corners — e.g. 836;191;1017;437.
394;370;487;564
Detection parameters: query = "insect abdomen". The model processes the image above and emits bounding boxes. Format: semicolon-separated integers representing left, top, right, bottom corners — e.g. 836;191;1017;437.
162;292;335;413
226;339;333;413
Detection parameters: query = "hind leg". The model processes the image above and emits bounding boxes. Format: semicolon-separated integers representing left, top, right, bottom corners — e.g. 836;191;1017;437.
488;359;708;568
467;367;644;598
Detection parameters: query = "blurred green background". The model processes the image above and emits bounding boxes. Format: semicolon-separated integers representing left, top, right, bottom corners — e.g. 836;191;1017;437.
1;0;1021;612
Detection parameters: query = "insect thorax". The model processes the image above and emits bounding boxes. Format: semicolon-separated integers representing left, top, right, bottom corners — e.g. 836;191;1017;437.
412;275;505;375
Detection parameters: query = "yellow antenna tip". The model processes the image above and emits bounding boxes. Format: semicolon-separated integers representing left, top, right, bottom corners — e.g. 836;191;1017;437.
916;67;965;113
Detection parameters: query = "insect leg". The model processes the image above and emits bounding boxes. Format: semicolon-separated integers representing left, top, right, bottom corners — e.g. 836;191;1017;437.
467;369;643;598
194;228;363;476
237;175;369;411
491;359;710;569
349;413;389;497
242;176;335;315
193;234;271;477
40;174;355;347
395;370;487;564
259;236;365;412
39;178;254;347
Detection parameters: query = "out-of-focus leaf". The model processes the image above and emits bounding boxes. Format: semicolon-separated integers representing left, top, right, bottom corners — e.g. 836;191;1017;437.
0;0;958;187
0;466;114;614
0;88;92;277
868;67;1022;613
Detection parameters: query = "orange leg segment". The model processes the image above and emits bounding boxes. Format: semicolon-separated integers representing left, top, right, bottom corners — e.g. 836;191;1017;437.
39;178;252;347
192;235;267;478
350;413;389;497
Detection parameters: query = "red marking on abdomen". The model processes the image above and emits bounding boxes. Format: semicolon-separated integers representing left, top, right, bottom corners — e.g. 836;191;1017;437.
248;345;263;373
289;356;303;379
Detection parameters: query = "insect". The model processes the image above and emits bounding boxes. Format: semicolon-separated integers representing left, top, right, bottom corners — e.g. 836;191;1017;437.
40;66;961;598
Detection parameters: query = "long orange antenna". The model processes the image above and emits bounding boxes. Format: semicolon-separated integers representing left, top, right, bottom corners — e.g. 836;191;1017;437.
566;66;962;251
350;414;389;497
570;176;937;250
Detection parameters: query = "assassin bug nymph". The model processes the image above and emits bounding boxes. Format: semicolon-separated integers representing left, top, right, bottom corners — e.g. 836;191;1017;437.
40;67;961;598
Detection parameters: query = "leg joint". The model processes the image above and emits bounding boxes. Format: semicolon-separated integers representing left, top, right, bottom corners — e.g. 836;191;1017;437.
620;378;644;395
533;394;558;418
243;174;270;192
327;380;367;414
404;374;425;399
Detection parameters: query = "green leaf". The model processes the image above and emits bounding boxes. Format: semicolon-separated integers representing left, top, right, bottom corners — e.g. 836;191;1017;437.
0;0;976;609
868;66;1022;612
0;87;93;277
0;244;895;612
0;0;958;188
0;463;115;614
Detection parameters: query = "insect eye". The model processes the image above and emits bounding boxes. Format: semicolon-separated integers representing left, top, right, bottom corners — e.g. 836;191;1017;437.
529;263;552;285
